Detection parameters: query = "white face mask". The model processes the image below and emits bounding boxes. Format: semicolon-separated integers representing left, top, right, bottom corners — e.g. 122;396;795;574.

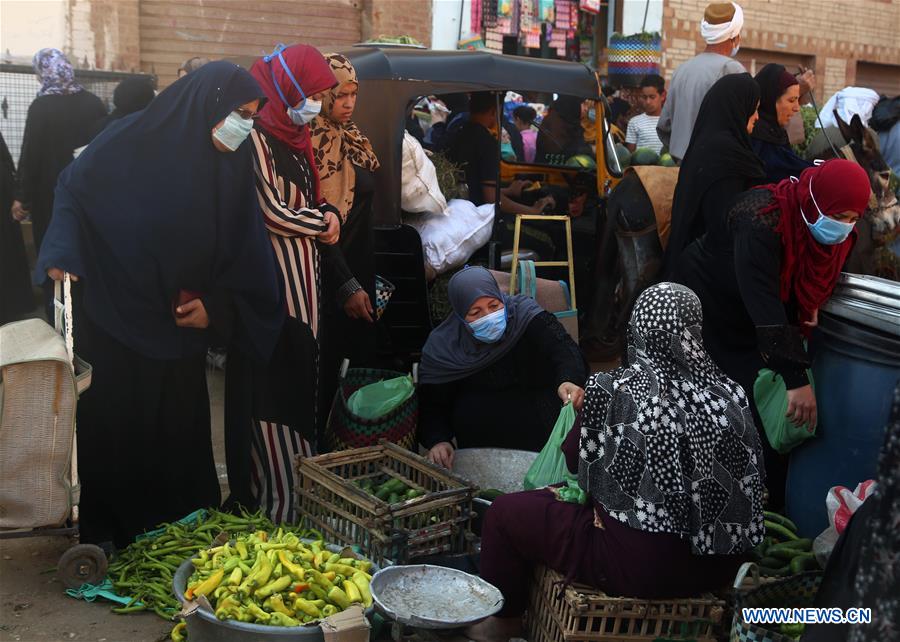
288;98;321;126
730;40;741;57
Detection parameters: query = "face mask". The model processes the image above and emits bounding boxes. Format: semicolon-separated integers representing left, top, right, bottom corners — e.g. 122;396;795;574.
800;176;856;245
587;107;596;122
468;308;507;343
213;111;254;151
288;98;321;126
730;41;741;57
264;43;317;127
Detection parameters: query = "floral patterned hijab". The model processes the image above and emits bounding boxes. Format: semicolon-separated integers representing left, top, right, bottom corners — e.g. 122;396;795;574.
33;48;83;97
309;54;379;222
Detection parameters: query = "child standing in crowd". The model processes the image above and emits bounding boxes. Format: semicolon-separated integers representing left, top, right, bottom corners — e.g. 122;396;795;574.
626;74;667;154
512;105;538;163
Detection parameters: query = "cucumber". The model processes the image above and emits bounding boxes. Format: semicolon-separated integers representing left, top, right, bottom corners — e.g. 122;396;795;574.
764;511;799;534
765;520;799;541
387;492;401;504
768;542;809;561
759;556;783;568
759;564;790;577
790;553;819;574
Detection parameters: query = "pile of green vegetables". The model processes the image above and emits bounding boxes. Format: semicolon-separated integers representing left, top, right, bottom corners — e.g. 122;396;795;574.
183;529;373;627
752;511;820;577
353;477;425;504
106;508;319;619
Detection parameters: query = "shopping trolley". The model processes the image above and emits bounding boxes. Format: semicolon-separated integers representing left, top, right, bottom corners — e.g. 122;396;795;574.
0;274;107;588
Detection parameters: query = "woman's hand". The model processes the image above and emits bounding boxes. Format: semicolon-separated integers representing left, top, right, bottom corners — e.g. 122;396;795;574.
319;210;341;245
47;268;79;282
11;200;28;222
558;382;585;411
428;442;455;469
803;308;819;328
174;298;210;329
798;68;816;96
344;289;374;322
786;384;817;431
529;195;556;215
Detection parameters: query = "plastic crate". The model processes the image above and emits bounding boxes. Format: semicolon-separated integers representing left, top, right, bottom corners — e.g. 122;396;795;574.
295;441;476;566
526;566;725;642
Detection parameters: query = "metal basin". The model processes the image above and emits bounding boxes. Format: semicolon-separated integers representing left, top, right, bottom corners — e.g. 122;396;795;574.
370;565;504;629
452;448;537;495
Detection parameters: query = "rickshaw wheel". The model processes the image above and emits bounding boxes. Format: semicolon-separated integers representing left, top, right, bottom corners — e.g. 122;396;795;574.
58;544;108;589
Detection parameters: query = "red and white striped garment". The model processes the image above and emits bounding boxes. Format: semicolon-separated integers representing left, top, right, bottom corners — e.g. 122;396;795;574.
249;128;328;337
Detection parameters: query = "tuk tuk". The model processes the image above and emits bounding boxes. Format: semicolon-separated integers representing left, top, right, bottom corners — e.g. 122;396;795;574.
337;46;624;363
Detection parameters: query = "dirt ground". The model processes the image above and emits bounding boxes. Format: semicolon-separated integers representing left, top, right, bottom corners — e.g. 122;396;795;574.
0;370;227;642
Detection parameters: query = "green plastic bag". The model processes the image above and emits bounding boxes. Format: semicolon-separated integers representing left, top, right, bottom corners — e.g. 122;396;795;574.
753;368;817;455
523;403;586;504
346;375;415;420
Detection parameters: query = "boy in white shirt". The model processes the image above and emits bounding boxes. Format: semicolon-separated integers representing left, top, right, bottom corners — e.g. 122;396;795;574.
626;75;667;154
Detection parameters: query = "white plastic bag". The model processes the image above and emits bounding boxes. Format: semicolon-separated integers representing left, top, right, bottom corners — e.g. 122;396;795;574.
404;199;495;275
812;480;877;566
401;132;447;215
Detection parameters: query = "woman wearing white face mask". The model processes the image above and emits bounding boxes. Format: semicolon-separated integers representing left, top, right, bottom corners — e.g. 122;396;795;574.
36;61;284;547
221;45;339;522
418;267;588;469
672;158;872;510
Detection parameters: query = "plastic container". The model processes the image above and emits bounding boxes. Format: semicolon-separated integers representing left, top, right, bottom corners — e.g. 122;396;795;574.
785;312;900;538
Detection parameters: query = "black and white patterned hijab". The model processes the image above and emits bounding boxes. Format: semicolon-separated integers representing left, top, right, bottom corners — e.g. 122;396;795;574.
578;283;765;555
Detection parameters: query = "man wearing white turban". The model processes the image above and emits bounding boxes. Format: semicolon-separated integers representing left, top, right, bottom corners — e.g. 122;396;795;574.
657;2;746;163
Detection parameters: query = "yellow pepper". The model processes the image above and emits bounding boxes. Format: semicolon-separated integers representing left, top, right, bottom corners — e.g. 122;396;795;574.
171;621;187;642
314;550;330;569
235;540;248;560
278;550;307;581
244;601;271;623
269;612;301;627
255;574;292;599
352;572;373;607
193;568;225;597
343;580;362;604
293;597;321;618
228;567;243;586
327;586;352;610
264;594;295;617
325;563;359;577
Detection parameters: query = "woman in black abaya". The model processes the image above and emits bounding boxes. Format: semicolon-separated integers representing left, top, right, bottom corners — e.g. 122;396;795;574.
36;62;284;548
0;132;33;324
662;73;765;276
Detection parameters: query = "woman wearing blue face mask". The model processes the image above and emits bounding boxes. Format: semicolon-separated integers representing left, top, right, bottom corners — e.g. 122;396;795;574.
671;158;871;509
221;44;339;522
418;267;589;469
35;61;283;548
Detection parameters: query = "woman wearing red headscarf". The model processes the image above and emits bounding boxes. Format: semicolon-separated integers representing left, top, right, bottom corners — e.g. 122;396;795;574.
223;44;337;522
672;159;871;509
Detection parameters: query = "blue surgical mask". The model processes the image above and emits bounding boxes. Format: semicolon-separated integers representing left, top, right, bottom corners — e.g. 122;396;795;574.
800;176;856;245
263;43;318;127
213;111;254;151
468;308;507;344
587;107;596;122
289;98;321;126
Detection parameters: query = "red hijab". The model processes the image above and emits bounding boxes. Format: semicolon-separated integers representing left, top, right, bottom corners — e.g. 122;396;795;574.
250;45;337;198
759;159;871;326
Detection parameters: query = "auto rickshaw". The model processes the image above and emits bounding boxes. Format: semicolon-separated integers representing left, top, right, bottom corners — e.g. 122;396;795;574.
337;45;626;363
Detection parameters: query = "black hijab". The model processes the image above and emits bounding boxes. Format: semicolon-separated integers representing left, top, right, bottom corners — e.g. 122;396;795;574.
663;73;765;273
751;64;796;146
536;94;588;162
90;76;157;138
37;61;284;362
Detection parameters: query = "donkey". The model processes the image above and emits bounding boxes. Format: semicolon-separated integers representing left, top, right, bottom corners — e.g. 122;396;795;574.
581;112;899;359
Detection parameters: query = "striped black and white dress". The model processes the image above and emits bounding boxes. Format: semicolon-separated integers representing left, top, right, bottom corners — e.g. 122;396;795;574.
247;127;327;522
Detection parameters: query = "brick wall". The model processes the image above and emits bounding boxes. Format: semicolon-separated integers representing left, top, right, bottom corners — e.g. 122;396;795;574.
68;0;141;71
660;0;900;100
362;0;433;47
138;0;364;86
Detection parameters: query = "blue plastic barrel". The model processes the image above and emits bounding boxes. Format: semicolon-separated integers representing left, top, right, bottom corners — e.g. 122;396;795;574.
785;313;900;538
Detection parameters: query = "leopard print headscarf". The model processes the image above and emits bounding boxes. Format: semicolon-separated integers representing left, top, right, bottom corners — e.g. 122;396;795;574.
309;54;379;223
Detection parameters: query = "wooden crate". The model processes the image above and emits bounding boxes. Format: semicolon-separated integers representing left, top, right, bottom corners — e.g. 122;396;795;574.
527;566;725;642
295;441;476;566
